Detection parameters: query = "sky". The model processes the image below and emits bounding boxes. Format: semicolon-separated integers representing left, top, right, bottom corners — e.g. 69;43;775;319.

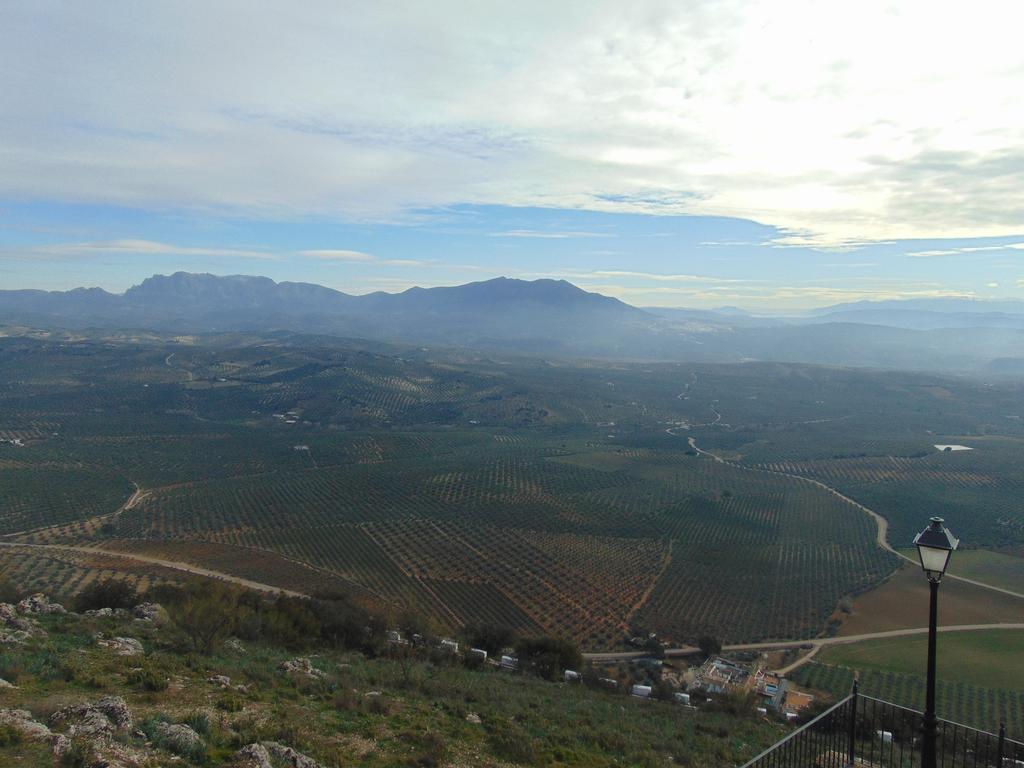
1;1;1023;309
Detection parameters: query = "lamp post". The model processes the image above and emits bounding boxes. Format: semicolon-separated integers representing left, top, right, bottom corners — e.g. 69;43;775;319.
913;516;959;768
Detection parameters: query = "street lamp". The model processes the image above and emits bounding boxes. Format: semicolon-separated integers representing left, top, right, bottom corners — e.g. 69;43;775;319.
913;517;959;768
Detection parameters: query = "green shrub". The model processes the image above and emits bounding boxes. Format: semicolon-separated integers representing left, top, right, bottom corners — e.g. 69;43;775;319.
0;574;21;604
216;695;244;712
363;694;390;715
487;720;539;765
403;730;447;768
73;578;137;612
333;689;358;711
514;637;582;681
0;724;23;747
183;712;211;736
59;739;92;768
128;667;169;692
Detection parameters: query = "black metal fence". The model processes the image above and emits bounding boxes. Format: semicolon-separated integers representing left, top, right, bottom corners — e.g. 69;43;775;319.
739;684;1024;768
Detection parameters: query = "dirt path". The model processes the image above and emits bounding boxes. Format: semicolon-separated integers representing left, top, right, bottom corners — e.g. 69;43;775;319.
164;351;194;381
685;437;1024;601
0;540;307;598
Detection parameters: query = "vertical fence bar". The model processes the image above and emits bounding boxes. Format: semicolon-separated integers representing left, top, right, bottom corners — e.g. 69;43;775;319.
849;681;859;767
736;694;1023;768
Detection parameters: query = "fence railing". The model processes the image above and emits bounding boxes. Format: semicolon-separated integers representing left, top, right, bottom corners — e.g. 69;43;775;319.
739;684;1024;768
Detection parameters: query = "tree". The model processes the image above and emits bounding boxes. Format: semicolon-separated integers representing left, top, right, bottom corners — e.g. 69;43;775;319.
73;578;138;612
515;637;582;681
461;623;517;657
0;573;21;604
166;580;244;654
643;634;665;660
698;635;722;659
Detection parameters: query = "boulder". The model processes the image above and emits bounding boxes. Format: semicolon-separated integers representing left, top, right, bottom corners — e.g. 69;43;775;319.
51;696;133;735
263;741;327;768
278;657;325;679
156;721;204;756
0;629;33;645
0;603;36;632
235;743;273;768
132;603;166;622
98;636;144;656
0;678;16;688
70;708;117;738
16;593;65;615
0;708;71;756
225;637;247;653
208;674;232;688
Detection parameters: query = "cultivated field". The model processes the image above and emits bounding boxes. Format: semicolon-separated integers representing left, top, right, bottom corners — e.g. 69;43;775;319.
2;329;1022;650
794;661;1024;739
817;629;1024;691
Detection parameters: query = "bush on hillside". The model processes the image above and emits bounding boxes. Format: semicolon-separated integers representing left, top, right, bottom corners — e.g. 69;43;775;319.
515;636;582;681
461;623;516;657
73;578;138;612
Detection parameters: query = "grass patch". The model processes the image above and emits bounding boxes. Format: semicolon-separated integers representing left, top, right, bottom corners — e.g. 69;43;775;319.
819;628;1024;690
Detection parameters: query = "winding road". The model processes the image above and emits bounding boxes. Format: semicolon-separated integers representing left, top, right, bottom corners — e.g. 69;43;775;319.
584;623;1024;665
686;437;1024;601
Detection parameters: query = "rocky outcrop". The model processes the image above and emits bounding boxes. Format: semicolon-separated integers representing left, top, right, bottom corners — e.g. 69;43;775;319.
97;636;144;656
234;743;273;768
51;696;133;736
132;602;166;622
17;593;65;615
156;721;204;755
0;602;41;644
84;607;130;619
0;708;70;756
278;657;325;679
264;741;327;768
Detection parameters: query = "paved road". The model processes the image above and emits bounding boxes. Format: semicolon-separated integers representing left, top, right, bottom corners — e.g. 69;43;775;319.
584;623;1024;664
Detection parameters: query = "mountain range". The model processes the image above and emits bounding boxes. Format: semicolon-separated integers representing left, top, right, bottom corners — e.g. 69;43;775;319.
2;272;1024;374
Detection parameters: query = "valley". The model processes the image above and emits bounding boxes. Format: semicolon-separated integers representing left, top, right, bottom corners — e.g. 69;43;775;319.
2;329;1021;655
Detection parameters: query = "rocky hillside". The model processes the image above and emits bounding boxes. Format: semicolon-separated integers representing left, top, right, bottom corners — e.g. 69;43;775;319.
0;588;786;768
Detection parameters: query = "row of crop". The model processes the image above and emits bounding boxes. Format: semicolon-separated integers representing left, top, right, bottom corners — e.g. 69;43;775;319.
0;466;133;536
0;547;179;601
757;456;1004;491
638;539;895;644
793;663;1024;740
211;523;445;610
363;517;633;646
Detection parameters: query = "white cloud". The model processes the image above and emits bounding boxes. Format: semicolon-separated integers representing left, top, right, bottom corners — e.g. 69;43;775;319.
2;239;276;260
299;249;427;267
556;269;744;284
583;281;975;309
299;249;376;261
489;230;612;239
906;243;1024;258
1;2;1024;245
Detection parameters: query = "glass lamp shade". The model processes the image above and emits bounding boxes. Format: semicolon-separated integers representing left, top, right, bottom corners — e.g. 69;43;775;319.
913;517;959;582
917;545;952;579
